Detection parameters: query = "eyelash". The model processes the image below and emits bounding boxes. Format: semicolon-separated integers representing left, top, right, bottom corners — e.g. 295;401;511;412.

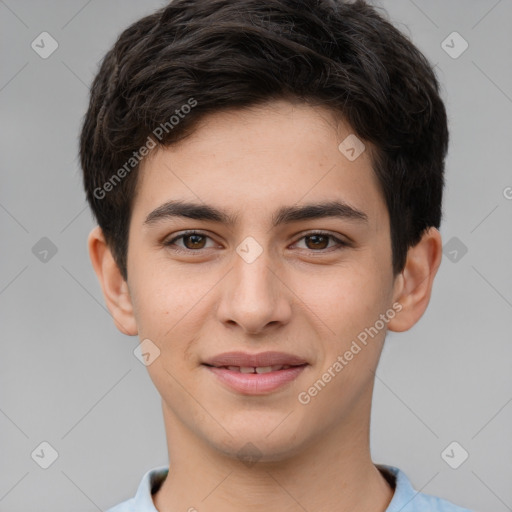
163;230;349;253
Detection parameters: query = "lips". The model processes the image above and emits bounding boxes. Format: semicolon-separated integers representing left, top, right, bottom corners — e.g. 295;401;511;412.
224;364;293;374
203;351;308;368
202;351;308;395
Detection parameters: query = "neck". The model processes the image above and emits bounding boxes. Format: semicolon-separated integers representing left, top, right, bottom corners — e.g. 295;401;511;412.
153;402;394;512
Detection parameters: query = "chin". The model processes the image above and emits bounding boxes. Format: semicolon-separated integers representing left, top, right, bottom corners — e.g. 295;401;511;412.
205;421;311;465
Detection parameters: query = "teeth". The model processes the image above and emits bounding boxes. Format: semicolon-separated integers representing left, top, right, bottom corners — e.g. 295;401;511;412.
255;366;273;374
224;365;294;373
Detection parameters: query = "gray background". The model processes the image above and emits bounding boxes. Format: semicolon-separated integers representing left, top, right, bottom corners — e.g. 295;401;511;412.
1;1;511;511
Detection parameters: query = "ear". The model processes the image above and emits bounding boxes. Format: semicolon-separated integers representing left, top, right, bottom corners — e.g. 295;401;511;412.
87;226;138;336
388;227;443;333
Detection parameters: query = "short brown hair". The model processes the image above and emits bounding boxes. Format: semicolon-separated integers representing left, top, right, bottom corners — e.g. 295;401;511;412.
80;0;448;280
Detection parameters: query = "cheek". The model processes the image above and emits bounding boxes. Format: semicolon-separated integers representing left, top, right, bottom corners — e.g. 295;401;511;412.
298;261;390;332
128;264;185;340
129;259;218;360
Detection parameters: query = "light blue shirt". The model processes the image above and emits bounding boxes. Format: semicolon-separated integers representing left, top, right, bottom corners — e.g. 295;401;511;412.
106;465;473;511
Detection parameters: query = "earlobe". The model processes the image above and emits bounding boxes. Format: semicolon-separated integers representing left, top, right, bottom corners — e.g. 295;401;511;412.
388;227;443;333
87;226;138;336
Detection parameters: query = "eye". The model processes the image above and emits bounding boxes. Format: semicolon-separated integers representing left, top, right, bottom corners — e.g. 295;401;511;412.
163;230;349;253
293;232;348;251
164;231;217;251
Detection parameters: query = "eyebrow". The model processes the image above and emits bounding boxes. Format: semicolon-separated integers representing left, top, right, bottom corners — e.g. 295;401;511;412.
143;199;368;227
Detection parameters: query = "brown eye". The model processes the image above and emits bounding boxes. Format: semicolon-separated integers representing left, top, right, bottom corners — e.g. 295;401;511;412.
304;234;330;250
182;234;207;249
164;231;215;251
293;232;348;252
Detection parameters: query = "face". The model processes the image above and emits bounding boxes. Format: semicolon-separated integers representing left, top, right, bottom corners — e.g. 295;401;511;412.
125;100;400;460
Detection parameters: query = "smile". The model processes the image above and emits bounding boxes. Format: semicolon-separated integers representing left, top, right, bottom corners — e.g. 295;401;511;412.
202;351;309;394
218;365;293;373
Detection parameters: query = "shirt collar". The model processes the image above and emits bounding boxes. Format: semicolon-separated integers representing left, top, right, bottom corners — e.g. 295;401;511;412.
377;464;420;511
133;464;415;511
133;465;169;511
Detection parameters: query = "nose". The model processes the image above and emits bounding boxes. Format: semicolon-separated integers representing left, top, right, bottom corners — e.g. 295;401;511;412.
216;246;292;335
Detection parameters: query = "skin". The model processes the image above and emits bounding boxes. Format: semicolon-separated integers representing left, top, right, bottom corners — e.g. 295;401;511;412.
89;99;442;512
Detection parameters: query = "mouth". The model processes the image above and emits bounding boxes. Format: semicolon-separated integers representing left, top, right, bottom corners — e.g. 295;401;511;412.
206;364;299;374
202;351;308;395
203;350;308;368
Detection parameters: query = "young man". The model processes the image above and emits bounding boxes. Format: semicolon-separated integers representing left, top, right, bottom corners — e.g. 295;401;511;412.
81;1;473;510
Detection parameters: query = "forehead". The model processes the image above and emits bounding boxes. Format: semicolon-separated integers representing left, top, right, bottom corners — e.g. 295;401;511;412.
132;100;386;227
